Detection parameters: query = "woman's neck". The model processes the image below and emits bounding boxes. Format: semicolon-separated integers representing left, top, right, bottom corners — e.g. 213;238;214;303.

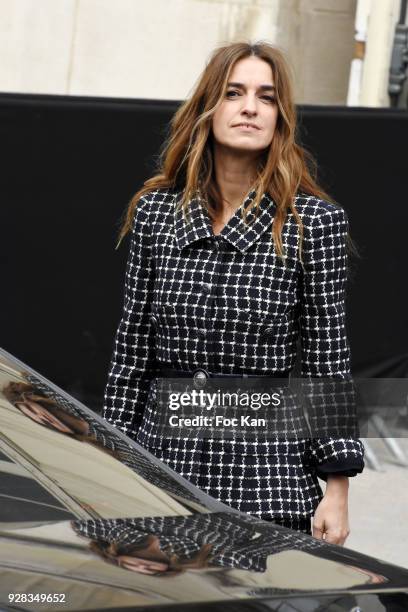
213;144;258;210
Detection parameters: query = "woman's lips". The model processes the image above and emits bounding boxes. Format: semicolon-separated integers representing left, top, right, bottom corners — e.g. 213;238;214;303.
232;123;260;131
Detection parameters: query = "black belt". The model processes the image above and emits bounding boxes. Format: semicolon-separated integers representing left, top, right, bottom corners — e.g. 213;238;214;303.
158;365;290;381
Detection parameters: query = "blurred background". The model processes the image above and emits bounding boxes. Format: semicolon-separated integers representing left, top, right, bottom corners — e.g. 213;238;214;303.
1;0;408;567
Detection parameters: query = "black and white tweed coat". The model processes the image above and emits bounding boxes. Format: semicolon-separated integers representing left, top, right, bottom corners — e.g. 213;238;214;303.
103;188;364;522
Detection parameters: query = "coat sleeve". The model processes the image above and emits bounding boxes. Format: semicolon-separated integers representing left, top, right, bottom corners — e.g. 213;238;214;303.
299;203;364;480
103;196;157;438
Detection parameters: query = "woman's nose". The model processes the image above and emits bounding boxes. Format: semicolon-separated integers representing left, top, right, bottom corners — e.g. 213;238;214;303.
241;95;257;115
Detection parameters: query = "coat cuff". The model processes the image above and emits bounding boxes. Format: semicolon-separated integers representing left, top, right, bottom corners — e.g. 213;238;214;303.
315;456;365;481
310;437;365;481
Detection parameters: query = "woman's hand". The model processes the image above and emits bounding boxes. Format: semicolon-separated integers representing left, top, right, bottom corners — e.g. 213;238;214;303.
312;475;350;545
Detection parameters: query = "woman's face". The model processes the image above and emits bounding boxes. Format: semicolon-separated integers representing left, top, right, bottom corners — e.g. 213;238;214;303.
116;554;169;575
211;56;279;155
115;536;171;574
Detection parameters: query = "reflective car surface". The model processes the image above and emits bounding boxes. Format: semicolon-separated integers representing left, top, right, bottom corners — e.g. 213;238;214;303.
0;347;407;612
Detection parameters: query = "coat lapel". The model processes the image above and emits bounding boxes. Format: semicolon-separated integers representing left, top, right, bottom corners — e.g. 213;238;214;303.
174;189;276;253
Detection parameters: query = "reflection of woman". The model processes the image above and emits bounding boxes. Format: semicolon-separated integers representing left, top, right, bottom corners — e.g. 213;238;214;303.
2;381;117;457
103;41;364;541
3;378;202;505
73;514;388;587
86;533;212;576
72;512;326;576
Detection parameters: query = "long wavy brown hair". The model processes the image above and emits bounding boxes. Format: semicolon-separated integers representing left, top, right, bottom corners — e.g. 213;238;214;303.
119;41;336;259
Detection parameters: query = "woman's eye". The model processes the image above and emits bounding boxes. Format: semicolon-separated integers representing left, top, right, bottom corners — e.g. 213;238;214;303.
226;91;276;103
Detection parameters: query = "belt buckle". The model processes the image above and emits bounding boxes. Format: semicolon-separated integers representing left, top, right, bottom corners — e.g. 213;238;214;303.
192;368;209;389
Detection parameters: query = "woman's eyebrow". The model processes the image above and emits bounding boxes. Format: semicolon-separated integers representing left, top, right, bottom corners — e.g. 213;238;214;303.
227;81;276;92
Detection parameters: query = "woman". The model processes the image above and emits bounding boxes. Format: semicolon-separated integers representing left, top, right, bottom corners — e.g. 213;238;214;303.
103;42;364;541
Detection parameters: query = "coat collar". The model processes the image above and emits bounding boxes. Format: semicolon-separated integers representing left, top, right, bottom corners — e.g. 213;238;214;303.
174;189;276;253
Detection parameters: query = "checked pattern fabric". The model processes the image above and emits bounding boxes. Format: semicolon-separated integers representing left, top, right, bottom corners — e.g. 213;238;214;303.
103;188;364;523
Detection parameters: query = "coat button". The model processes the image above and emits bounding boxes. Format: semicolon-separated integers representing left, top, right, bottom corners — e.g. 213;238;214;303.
204;238;216;248
202;283;212;294
193;368;209;380
150;314;158;328
262;326;275;338
193;368;208;388
197;329;206;339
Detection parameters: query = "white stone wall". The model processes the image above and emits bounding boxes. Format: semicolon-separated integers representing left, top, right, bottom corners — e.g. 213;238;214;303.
359;0;401;107
0;0;359;104
0;0;76;94
279;0;357;104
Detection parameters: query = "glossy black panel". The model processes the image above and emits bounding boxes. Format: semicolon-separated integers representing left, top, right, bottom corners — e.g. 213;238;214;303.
0;348;407;611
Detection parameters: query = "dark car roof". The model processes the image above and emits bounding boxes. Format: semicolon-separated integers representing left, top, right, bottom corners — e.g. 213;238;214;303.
0;347;407;612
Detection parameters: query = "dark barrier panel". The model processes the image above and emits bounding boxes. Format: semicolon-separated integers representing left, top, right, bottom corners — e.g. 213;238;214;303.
1;93;407;410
